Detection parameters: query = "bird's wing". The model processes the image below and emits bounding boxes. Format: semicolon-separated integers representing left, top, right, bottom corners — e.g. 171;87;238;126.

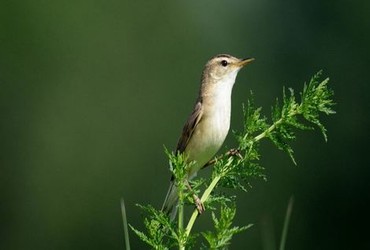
176;101;203;153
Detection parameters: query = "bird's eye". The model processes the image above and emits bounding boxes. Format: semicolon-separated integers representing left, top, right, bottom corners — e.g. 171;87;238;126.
221;60;228;67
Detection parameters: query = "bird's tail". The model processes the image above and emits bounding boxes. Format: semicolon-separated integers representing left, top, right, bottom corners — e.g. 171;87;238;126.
161;181;178;221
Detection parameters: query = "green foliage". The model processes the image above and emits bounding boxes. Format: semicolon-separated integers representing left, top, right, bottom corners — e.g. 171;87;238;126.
129;205;173;250
202;205;252;249
165;147;193;200
213;149;265;192
246;71;335;164
129;72;335;249
299;72;336;141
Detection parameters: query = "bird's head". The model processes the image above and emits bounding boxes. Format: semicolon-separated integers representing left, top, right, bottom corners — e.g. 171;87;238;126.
202;54;254;84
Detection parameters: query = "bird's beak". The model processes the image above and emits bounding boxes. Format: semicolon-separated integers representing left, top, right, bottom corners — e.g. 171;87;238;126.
237;57;255;67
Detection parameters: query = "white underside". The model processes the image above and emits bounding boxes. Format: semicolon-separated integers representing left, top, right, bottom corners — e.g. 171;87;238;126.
185;71;237;178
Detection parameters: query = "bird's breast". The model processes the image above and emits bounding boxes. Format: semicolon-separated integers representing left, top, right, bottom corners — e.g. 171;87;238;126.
185;98;231;178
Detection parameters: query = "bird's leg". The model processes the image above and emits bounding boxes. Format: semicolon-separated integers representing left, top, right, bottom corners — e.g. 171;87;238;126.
227;148;243;158
202;158;217;169
185;180;205;214
202;148;243;169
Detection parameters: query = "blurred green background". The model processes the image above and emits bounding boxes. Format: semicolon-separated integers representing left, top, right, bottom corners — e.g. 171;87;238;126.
1;0;369;249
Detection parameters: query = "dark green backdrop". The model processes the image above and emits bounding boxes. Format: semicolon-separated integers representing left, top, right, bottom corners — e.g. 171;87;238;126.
1;1;369;249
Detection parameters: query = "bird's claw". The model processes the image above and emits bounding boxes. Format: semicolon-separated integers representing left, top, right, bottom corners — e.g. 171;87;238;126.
228;148;243;159
193;195;205;214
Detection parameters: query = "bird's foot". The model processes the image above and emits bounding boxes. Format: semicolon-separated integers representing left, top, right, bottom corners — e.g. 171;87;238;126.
228;148;243;159
193;194;205;214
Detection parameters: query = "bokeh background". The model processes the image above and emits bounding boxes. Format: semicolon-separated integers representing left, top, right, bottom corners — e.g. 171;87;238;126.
1;0;369;249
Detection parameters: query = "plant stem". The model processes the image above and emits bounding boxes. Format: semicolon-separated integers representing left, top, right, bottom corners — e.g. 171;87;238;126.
183;117;287;239
178;200;184;250
254;118;283;141
178;181;186;250
185;175;221;237
120;199;131;250
178;201;184;230
279;196;294;250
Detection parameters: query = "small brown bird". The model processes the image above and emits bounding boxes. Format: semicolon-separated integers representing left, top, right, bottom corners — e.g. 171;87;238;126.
162;54;254;220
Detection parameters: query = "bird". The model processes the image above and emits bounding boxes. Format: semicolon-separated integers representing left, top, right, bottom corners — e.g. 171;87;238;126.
161;54;254;220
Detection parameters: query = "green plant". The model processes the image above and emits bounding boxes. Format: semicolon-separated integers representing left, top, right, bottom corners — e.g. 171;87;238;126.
129;71;335;249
